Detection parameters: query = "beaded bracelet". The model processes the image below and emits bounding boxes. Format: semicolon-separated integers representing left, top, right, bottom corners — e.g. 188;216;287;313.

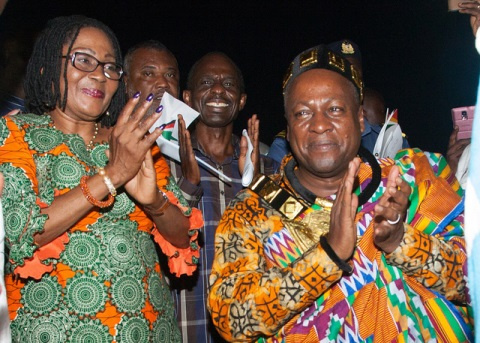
80;175;114;208
97;167;117;197
146;190;170;216
319;235;354;274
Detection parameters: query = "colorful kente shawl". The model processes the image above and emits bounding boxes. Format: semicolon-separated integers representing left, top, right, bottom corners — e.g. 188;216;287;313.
0;114;203;342
208;150;472;342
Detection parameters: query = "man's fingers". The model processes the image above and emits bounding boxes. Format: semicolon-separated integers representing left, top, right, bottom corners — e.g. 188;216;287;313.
396;176;411;196
239;135;247;158
375;204;400;225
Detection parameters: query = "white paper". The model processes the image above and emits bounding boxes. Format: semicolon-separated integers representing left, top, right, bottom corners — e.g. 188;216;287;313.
149;93;232;182
372;109;404;159
149;92;198;141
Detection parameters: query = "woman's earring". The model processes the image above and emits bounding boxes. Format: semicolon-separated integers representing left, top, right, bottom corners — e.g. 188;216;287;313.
106;111;110;116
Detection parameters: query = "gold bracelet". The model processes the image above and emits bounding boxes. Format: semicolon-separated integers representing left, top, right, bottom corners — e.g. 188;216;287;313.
98;167;117;197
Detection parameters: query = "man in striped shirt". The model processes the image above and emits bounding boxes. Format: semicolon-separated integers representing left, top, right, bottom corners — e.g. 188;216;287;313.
168;51;279;343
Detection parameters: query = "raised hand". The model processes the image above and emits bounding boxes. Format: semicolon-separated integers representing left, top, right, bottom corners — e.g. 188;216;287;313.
178;114;200;185
327;157;361;260
373;165;411;253
239;114;260;176
104;93;163;205
459;1;480;36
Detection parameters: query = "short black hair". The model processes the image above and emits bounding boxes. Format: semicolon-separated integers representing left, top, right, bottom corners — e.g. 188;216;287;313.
186;52;245;93
123;40;176;75
24;15;125;127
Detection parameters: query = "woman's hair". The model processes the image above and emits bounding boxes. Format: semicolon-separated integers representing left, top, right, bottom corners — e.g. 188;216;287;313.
24;15;125;127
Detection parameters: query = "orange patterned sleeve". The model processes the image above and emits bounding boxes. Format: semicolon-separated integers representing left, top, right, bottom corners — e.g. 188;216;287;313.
149;146;203;276
0;116;53;278
385;150;467;302
385;224;467;302
208;189;343;341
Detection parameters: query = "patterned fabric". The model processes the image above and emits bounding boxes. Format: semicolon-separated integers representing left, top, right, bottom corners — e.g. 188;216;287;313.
208;149;472;342
167;134;279;343
0;113;202;342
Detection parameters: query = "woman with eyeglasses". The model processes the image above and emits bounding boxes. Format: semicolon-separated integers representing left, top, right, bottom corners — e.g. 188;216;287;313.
0;15;202;342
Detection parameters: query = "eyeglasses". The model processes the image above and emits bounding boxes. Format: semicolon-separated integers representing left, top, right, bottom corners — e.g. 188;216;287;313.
62;52;124;80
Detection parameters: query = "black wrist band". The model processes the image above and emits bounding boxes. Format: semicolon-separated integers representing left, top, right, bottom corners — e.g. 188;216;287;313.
319;235;354;274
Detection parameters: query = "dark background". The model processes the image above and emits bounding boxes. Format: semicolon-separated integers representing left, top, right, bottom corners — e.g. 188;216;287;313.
1;0;479;155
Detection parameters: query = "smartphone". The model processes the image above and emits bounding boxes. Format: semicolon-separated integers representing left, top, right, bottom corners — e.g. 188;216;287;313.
448;0;462;11
452;106;475;140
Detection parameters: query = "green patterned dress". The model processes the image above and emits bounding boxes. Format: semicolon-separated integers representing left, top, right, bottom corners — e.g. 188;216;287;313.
0;113;201;342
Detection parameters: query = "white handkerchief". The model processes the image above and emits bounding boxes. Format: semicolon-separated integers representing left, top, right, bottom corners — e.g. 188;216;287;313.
373;109;404;159
148;93;232;182
241;129;254;187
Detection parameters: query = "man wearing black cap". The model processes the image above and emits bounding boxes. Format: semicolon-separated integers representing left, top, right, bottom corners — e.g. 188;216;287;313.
208;45;471;342
267;39;409;164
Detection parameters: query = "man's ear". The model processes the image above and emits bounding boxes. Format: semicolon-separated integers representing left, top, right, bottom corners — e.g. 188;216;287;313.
358;105;365;133
239;93;247;111
183;90;192;106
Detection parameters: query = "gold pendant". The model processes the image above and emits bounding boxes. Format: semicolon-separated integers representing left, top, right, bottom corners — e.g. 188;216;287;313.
284;197;333;253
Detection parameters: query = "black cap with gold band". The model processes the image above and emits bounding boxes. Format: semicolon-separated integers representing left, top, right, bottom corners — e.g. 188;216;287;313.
282;44;364;101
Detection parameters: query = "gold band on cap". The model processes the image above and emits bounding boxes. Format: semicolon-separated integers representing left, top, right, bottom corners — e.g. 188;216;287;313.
282;45;364;101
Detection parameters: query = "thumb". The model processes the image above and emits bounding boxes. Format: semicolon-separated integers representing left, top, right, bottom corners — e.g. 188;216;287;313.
238;135;247;173
239;135;248;158
143;149;154;170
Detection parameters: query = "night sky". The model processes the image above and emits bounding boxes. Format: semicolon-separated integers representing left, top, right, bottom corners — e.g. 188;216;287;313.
1;0;479;155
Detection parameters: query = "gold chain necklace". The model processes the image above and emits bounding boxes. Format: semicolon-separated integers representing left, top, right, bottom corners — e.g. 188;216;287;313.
85;122;99;150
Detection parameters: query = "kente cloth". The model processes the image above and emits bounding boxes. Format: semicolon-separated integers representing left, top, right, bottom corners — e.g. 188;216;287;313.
0;113;203;342
167;134;279;343
208;149;472;342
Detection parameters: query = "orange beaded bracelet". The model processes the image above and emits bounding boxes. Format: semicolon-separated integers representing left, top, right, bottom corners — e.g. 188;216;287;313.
80;175;114;208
